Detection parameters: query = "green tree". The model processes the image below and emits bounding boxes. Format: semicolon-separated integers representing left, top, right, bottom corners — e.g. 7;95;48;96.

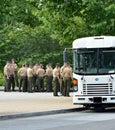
83;0;115;35
38;0;115;43
0;0;115;67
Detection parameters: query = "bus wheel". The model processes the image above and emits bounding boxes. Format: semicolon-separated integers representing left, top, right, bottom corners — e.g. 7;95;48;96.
94;106;105;112
83;105;90;110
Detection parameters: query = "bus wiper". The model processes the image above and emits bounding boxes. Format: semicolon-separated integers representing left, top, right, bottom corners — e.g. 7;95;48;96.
81;72;87;81
110;75;114;80
81;75;84;80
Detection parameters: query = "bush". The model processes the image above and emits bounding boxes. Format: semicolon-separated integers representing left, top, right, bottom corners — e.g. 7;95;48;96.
0;71;4;86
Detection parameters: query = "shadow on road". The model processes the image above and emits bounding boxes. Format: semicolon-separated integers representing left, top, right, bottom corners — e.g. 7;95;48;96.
82;107;115;113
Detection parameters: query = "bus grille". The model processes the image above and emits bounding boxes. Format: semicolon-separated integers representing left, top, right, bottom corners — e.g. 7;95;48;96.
83;83;112;95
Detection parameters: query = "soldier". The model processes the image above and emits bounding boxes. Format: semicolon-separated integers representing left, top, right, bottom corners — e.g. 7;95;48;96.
27;64;34;93
36;64;45;92
62;62;72;96
33;63;39;92
11;59;19;88
4;61;11;92
45;64;53;92
9;61;15;91
60;62;67;95
18;64;27;92
53;63;60;96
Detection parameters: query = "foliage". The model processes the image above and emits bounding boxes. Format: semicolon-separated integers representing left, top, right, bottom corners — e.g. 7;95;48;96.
82;0;115;35
0;0;114;68
0;71;4;86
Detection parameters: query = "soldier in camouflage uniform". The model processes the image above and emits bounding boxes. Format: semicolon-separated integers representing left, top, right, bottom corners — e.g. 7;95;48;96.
33;63;39;92
62;62;72;96
27;64;34;93
45;64;53;92
18;64;27;92
53;63;60;96
11;59;19;88
36;64;45;92
4;61;11;92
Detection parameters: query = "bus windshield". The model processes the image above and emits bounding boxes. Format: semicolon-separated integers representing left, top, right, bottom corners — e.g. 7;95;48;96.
73;48;115;75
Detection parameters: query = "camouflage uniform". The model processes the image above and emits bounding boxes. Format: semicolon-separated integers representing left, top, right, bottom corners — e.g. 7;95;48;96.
45;64;53;92
53;63;60;96
62;63;72;96
18;64;27;92
4;62;11;92
11;59;19;88
33;63;39;92
60;62;67;95
36;64;45;92
9;63;15;91
27;65;34;92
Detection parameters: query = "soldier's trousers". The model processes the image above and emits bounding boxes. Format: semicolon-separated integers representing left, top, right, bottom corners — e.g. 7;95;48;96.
19;76;27;92
14;71;19;87
25;76;28;92
38;77;44;92
53;77;60;96
9;75;15;91
4;76;10;92
33;75;38;91
46;76;53;92
60;78;64;94
28;77;33;92
63;77;71;96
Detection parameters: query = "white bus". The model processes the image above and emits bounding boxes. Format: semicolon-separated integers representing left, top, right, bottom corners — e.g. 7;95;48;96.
64;36;115;110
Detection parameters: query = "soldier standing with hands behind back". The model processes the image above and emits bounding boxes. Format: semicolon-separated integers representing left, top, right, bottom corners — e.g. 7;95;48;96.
4;61;11;92
62;62;72;97
45;64;53;92
18;64;27;92
60;62;67;95
27;64;34;93
33;63;39;92
53;63;60;96
11;59;19;88
36;64;45;92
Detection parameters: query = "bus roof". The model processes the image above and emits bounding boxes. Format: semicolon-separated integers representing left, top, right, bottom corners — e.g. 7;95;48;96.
73;36;115;49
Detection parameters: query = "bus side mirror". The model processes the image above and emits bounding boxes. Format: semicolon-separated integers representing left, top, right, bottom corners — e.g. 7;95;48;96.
63;50;68;62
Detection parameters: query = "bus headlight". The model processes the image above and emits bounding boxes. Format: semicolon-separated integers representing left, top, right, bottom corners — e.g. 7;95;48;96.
72;79;78;92
73;85;78;92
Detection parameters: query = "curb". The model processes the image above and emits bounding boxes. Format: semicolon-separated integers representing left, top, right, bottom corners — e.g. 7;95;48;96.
0;107;85;121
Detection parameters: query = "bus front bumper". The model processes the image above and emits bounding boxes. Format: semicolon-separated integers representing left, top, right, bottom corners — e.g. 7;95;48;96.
73;95;115;106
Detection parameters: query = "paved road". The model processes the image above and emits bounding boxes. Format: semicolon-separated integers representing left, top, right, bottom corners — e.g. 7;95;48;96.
0;109;115;130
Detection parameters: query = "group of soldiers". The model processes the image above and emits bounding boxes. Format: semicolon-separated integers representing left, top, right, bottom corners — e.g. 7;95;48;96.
4;59;73;96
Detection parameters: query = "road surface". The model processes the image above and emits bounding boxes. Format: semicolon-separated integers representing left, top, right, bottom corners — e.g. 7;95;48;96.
0;109;115;130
